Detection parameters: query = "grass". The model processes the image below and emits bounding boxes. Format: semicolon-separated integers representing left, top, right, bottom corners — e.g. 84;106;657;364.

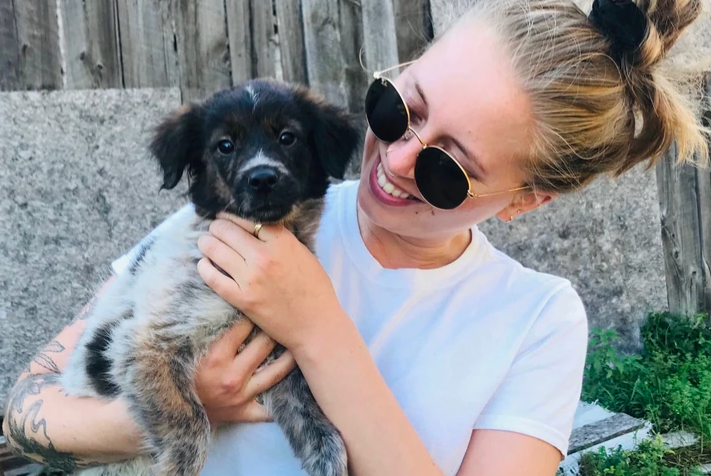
578;435;705;476
578;312;711;475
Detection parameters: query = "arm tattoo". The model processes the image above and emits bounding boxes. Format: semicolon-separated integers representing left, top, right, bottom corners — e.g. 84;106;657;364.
24;341;66;374
4;374;88;472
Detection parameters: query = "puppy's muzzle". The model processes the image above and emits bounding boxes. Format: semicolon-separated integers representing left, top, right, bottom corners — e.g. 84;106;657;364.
247;166;280;194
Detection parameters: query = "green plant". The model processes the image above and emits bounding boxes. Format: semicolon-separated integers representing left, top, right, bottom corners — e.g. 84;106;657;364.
578;435;704;476
582;312;711;438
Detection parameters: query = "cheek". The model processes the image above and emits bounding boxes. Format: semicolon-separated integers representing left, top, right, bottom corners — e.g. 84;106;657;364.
360;132;378;167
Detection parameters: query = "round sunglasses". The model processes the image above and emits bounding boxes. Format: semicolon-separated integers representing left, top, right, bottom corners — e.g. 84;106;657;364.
364;61;528;210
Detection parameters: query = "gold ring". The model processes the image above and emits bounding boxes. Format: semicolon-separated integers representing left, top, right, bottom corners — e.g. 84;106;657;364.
252;223;263;239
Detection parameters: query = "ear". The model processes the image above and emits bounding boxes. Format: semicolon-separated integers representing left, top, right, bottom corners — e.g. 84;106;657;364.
311;103;362;180
149;103;203;190
496;189;557;222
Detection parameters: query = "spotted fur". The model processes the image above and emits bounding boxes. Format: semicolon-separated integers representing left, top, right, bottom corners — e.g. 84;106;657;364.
61;79;361;476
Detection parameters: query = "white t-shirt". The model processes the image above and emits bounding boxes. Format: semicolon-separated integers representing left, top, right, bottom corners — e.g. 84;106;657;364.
112;180;588;476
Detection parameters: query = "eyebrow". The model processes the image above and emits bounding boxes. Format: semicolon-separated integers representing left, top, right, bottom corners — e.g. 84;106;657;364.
452;137;487;179
413;79;487;179
413;79;429;109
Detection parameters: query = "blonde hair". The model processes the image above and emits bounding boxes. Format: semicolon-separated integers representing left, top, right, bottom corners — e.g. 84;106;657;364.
435;0;710;192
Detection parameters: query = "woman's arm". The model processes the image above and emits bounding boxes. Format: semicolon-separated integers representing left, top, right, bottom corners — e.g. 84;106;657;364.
2;277;146;472
456;429;561;476
295;315;562;476
2;277;148;472
2;275;295;472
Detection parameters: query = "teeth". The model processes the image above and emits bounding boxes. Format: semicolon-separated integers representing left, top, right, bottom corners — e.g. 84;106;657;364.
376;162;411;199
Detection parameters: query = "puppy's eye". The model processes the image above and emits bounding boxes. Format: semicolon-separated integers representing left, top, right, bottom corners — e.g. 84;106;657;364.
217;140;234;155
279;132;296;146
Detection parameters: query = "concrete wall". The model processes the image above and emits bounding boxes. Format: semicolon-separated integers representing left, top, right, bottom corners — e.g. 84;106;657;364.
0;89;187;406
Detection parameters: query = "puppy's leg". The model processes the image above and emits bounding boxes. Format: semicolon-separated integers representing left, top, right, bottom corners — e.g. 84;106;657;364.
266;369;348;476
125;342;209;476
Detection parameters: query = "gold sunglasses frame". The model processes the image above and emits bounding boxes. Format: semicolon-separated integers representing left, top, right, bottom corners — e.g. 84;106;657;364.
369;61;529;209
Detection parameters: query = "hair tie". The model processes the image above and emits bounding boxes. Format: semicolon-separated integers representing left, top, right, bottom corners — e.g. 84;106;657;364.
589;0;648;62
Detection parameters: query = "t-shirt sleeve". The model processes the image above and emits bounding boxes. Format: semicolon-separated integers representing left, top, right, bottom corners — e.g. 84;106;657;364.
111;204;194;276
473;284;589;458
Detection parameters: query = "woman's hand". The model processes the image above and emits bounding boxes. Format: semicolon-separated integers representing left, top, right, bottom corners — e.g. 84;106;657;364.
196;213;348;353
195;318;296;426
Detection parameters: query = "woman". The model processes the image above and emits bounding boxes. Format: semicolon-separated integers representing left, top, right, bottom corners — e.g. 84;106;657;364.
4;0;708;475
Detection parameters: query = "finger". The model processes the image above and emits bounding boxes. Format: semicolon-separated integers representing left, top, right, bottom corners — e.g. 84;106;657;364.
215;213;283;242
240;400;273;423
205;319;256;363
246;351;297;396
197;235;249;286
232;331;277;376
197;257;245;307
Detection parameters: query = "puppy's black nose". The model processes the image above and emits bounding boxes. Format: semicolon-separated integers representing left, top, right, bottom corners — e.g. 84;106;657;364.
247;167;280;192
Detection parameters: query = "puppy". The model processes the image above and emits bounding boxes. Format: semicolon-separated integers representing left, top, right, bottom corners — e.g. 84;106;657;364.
61;79;361;476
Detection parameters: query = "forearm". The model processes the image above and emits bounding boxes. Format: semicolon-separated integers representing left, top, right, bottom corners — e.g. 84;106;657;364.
293;315;443;476
1;275;145;471
2;373;145;472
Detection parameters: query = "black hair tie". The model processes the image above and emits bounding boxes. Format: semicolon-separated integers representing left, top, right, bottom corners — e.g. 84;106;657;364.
588;0;648;63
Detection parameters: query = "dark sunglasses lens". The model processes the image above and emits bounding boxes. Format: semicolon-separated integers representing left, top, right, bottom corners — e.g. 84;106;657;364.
415;148;469;209
365;79;409;143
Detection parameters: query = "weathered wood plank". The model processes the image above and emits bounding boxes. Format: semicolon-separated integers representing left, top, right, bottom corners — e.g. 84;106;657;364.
360;0;399;74
338;0;367;116
250;0;276;79
696;74;711;313
275;0;307;84
13;0;62;90
60;0;123;89
393;0;433;62
656;141;706;316
116;0;178;88
225;0;252;85
568;413;646;454
173;0;231;102
0;0;21;91
302;0;348;107
337;0;367;179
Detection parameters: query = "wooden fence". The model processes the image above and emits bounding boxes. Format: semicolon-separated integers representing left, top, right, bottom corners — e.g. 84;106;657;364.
0;0;434;109
655;75;711;318
2;0;711;318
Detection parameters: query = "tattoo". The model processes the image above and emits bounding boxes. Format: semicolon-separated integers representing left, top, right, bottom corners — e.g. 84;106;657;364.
25;341;66;374
4;374;84;472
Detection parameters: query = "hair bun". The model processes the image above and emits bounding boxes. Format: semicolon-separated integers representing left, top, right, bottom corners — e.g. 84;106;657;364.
588;0;648;63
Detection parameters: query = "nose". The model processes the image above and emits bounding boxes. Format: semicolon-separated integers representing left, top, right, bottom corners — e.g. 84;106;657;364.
247;166;280;192
382;132;422;179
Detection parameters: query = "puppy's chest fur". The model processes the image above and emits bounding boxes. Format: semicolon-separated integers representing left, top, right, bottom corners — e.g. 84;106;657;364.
62;198;323;401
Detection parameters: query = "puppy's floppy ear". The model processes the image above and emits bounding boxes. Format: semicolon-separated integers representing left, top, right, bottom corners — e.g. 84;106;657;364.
149;103;203;190
311;102;362;180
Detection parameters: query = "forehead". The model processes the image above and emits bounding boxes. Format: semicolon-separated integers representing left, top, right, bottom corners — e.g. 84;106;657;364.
202;84;306;132
407;20;534;172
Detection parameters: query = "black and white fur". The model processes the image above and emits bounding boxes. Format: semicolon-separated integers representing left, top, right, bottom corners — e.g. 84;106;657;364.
61;79;361;476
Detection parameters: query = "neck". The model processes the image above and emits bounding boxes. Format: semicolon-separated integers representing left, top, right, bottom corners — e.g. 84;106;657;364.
356;207;472;270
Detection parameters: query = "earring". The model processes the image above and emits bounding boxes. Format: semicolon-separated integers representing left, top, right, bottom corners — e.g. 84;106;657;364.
509;209;522;222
